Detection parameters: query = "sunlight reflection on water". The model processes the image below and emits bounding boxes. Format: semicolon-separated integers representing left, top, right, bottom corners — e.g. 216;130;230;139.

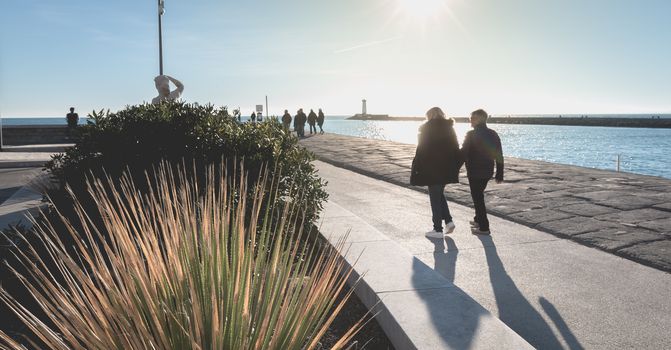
323;117;671;179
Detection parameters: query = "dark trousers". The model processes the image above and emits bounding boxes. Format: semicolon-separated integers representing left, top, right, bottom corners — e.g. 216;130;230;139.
468;178;490;230
309;124;317;134
428;184;453;231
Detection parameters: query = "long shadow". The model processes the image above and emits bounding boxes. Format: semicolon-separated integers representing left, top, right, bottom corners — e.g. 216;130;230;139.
539;297;585;350
409;237;486;349
475;235;583;349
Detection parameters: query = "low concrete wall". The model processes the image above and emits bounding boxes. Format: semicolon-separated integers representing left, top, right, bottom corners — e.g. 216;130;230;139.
1;125;77;145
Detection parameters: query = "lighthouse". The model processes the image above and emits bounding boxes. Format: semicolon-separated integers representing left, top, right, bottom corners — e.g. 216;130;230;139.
362;99;367;116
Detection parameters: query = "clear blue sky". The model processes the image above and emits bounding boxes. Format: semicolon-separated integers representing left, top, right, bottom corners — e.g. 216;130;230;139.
1;0;670;117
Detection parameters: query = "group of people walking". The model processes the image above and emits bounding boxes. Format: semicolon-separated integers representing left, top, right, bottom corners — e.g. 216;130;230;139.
411;107;503;237
282;108;325;137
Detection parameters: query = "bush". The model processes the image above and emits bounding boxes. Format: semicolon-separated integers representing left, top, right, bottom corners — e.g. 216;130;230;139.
46;101;327;226
0;162;363;349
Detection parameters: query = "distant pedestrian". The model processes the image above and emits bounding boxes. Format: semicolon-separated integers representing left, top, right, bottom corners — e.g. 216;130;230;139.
282;110;292;130
66;107;79;128
410;107;462;238
251;111;256;122
295;109;307;137
461;109;504;235
307;109;317;134
317;108;325;134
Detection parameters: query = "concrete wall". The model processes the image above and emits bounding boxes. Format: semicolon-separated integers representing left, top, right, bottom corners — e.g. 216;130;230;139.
1;125;76;145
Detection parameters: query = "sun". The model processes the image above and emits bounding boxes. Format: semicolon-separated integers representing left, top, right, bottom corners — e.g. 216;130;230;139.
396;0;448;21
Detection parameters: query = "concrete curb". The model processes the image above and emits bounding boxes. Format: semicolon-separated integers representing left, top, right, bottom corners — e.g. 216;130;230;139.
319;200;533;349
0;161;48;169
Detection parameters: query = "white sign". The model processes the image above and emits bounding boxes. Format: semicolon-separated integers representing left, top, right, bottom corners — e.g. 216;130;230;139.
256;105;263;113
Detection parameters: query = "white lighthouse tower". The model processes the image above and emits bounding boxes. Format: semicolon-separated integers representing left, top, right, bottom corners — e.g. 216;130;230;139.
362;99;367;116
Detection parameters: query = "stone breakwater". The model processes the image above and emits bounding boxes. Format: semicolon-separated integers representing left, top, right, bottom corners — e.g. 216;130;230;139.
299;133;671;272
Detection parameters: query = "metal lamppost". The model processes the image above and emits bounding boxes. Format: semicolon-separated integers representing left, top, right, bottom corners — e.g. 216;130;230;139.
158;0;165;75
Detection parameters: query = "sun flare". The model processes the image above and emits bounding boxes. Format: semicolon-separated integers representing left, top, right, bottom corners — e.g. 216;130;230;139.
396;0;448;20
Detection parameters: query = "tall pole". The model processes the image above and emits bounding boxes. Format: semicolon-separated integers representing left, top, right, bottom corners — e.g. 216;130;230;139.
0;113;3;151
265;95;268;117
158;0;164;75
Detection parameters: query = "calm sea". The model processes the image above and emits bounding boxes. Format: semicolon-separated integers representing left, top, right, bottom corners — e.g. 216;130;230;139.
3;115;670;179
320;116;671;180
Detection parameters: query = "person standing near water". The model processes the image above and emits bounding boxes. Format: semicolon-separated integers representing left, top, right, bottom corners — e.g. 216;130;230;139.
66;107;79;128
410;107;462;238
461;109;504;235
251;112;256;122
282;110;292;130
307;109;317;134
295;108;307;137
317;108;325;134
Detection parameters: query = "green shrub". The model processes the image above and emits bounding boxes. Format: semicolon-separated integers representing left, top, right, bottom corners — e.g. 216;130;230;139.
46;101;327;226
0;161;363;349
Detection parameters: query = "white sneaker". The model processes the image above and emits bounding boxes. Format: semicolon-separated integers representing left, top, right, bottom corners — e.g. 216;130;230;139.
445;221;456;234
425;230;444;238
469;220;479;228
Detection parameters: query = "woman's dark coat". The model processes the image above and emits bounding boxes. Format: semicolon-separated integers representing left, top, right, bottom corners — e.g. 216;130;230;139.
410;118;462;186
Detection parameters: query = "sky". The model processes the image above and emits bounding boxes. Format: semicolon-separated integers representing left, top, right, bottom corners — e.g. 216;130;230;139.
1;0;670;117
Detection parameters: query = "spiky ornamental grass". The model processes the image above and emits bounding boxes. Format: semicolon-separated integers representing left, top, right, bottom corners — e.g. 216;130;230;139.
0;161;363;350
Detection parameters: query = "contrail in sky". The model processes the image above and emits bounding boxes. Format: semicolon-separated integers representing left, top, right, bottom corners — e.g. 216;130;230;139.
334;36;403;54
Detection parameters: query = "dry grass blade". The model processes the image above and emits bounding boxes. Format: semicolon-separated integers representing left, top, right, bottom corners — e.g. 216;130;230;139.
0;160;367;349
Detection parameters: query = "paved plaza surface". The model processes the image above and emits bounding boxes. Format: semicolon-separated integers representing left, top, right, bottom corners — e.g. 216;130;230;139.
316;160;671;349
0;168;42;204
300;134;671;272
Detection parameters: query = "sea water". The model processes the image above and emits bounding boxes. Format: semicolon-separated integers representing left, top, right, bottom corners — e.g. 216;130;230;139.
3;116;670;179
320;116;671;179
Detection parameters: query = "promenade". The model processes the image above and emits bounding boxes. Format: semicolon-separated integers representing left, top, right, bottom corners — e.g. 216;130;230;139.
315;160;671;349
300;133;671;272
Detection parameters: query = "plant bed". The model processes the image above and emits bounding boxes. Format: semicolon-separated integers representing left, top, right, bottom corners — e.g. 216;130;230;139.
319;287;395;350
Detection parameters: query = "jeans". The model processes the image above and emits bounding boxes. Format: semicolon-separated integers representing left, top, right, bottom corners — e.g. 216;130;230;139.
468;178;490;231
428;184;452;231
309;124;317;134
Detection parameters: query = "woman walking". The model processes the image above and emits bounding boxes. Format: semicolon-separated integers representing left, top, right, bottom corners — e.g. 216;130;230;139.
410;107;462;238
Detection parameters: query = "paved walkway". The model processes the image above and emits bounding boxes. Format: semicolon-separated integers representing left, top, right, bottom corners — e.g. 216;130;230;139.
300;134;671;272
316;160;671;349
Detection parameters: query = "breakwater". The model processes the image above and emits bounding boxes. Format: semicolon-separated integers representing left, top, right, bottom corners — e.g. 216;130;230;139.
480;117;671;128
349;115;671;128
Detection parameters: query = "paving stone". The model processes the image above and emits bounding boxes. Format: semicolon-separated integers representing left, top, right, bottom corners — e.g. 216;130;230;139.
594;208;671;225
572;190;633;201
557;203;618;216
574;228;664;251
618;240;671;271
593;196;665;211
637;217;671;235
535;217;619;236
653;202;671;212
488;199;542;215
508;209;573;225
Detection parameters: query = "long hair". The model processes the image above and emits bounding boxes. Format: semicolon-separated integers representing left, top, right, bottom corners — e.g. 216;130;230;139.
426;107;446;120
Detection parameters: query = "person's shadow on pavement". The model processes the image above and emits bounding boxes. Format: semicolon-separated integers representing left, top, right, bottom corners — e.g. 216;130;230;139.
475;235;584;350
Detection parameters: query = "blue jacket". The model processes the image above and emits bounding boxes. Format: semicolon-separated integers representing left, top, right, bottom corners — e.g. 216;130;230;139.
461;124;504;180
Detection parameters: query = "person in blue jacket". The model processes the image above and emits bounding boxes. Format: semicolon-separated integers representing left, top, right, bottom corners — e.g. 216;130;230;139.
461;109;504;235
